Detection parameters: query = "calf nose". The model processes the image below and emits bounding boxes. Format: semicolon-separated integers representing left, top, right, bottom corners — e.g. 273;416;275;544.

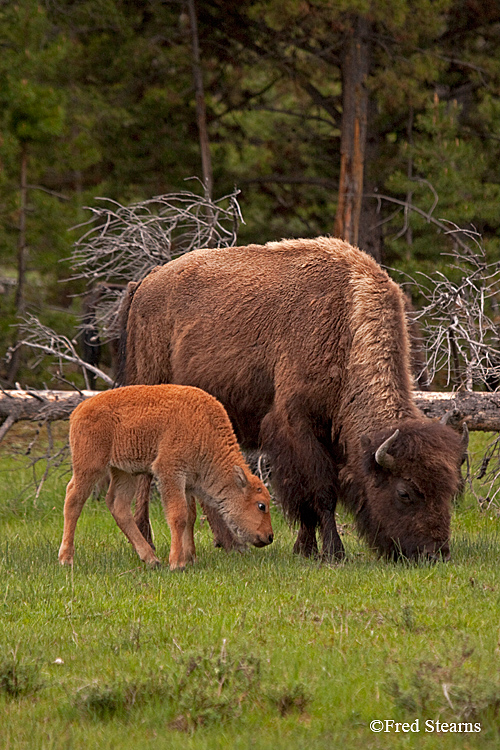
268;533;274;544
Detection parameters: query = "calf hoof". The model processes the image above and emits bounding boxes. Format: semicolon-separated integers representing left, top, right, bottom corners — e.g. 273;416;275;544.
169;564;187;573
58;547;74;566
146;557;162;569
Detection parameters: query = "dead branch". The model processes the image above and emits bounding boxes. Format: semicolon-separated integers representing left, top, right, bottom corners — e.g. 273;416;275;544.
0;389;94;425
68;188;243;348
2;388;500;509
6;314;114;388
365;190;474;254
395;227;500;391
68;188;243;288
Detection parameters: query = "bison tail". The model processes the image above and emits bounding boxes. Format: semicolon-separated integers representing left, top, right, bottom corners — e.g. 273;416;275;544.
114;281;140;387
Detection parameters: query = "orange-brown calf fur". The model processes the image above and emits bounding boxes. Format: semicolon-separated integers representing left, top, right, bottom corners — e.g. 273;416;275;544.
58;385;273;569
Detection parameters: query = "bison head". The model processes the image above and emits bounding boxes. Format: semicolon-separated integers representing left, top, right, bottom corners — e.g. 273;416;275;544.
356;418;468;561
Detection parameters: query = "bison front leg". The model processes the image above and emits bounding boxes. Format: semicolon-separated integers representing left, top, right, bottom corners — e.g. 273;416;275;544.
200;500;246;551
261;403;342;562
295;509;344;560
294;513;320;558
319;509;345;561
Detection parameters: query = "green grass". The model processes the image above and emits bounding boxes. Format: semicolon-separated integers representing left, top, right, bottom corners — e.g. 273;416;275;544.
1;429;500;748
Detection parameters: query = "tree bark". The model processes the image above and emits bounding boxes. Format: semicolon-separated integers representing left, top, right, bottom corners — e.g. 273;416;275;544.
187;0;213;200
1;390;500;436
7;143;29;385
333;16;371;246
357;95;384;263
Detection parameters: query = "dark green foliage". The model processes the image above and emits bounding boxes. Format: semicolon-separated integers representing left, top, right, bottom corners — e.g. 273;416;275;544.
267;682;311;717
72;675;171;721
387;645;500;724
71;648;263;729
0;654;42;698
1;0;500;387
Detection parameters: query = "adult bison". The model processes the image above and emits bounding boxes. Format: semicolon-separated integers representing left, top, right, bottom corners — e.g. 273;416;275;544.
117;236;467;561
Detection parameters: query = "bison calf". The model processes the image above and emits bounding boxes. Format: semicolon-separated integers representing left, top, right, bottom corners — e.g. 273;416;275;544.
58;385;274;569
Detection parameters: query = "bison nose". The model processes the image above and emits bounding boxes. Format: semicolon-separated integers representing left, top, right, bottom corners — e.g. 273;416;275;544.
426;548;450;563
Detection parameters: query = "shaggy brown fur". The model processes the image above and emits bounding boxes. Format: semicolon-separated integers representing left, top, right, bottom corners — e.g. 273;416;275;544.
58;385;273;569
118;237;467;561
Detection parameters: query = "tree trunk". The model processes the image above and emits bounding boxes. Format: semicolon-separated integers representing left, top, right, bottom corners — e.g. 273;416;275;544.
334;16;371;247
7;143;29;385
187;0;213;200
357;95;384;263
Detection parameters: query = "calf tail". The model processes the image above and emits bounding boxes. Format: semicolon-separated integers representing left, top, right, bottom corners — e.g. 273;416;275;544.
114;281;140;387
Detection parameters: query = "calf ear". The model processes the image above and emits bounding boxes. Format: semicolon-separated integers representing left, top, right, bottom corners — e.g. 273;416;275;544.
233;465;248;489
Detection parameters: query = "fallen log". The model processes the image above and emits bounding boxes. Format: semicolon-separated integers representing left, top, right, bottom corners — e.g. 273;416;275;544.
0;389;95;429
0;389;500;443
413;390;500;432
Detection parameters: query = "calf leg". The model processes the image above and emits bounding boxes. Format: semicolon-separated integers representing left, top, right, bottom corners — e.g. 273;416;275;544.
133;474;155;549
182;494;197;565
59;470;105;565
134;475;240;553
106;470;160;567
155;474;195;571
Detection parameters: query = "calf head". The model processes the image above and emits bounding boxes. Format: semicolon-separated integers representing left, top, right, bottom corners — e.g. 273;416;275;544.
220;465;274;548
357;419;467;561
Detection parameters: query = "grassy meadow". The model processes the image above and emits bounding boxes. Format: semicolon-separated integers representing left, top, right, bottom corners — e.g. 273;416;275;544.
1;425;500;749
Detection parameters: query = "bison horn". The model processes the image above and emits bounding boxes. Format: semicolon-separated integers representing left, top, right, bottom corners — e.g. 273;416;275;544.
441;411;469;451
440;409;460;427
375;429;400;471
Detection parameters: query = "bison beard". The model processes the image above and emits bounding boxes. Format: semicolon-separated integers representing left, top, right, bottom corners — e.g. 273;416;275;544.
117;236;466;562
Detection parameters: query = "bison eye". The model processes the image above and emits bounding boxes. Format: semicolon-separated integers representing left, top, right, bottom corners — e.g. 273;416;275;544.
397;488;412;503
257;502;267;512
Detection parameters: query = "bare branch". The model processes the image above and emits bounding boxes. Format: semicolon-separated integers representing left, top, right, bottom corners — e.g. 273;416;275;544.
68;187;243;287
394;227;500;391
365;191;474;253
9;314;114;387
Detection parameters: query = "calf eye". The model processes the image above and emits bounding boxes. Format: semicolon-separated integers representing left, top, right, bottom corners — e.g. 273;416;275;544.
257;502;267;512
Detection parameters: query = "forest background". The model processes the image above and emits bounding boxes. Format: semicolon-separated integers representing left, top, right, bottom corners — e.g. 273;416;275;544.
1;0;500;389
